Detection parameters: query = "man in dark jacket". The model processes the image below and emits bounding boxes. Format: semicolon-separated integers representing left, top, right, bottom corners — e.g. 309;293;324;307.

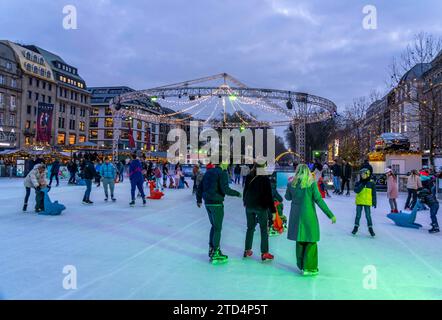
340;160;352;196
129;154;146;207
82;155;97;204
243;164;275;261
331;160;341;194
49;159;60;187
418;188;440;233
196;162;241;263
67;161;78;184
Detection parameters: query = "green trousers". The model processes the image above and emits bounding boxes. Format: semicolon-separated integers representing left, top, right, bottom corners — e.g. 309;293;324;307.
245;207;269;254
296;242;318;271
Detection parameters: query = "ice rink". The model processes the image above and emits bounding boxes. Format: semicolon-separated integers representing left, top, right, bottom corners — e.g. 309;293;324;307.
0;177;441;300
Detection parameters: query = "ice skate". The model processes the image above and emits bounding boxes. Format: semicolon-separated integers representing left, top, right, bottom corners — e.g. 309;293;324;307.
22;203;27;212
368;227;376;237
111;197;116;202
351;226;358;235
261;252;274;261
211;248;228;264
143;199;146;206
129;200;135;207
302;269;319;276
243;250;253;258
208;247;214;258
104;197;108;201
429;226;440;234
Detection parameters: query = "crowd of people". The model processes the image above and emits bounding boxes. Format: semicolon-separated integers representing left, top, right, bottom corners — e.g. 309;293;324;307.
19;153;441;276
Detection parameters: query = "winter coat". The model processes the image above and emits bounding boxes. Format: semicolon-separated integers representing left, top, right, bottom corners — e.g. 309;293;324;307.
386;175;398;199
83;161;97;180
240;165;250;176
285;181;335;242
341;164;352;179
406;174;422;190
197;166;240;205
24;164;45;188
331;164;341;177
129;159;144;182
243;173;276;213
418;188;438;206
354;178;377;207
100;163;116;179
50;161;60;174
194;171;204;188
234;165;241;175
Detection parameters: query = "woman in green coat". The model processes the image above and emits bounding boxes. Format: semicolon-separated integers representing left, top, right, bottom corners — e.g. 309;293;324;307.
285;164;336;276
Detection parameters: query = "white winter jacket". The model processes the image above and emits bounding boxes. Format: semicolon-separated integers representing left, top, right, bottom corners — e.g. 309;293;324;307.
24;164;45;189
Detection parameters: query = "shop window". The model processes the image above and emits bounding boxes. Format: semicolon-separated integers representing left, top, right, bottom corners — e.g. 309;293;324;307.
57;133;66;145
69;134;76;145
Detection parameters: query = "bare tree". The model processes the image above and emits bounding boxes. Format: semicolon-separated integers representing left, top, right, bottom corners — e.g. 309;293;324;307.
388;32;442;165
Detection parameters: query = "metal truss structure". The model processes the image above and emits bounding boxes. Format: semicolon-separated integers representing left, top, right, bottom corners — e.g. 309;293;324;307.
109;73;337;161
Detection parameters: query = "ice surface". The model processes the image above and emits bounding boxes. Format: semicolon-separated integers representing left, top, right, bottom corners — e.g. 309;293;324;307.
0;178;441;300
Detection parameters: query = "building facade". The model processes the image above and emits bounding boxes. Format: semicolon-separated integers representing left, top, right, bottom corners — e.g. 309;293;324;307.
88;86;162;151
0;41;21;149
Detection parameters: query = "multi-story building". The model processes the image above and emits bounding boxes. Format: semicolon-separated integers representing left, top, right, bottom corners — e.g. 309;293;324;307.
3;41;57;148
87;86;162;151
364;97;389;150
26;45;91;146
0;41;22;149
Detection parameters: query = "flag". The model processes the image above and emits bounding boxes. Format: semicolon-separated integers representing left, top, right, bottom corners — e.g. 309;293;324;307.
128;122;135;148
36;102;54;143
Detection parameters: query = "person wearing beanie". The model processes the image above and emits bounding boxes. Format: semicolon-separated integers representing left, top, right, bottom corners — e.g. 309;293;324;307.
352;168;377;237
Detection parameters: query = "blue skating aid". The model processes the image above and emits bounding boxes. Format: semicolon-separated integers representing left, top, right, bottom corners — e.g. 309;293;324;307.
386;211;422;229
38;187;66;216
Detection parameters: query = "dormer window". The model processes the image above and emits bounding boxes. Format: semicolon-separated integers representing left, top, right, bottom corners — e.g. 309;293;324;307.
26;52;31;60
40;68;45;76
33;55;38;62
39;57;44;65
33;66;38;73
47;71;51;78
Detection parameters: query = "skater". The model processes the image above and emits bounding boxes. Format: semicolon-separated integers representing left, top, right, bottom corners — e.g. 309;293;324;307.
331;159;341;194
404;170;422;210
243;163;275;261
82;155;97;205
352;168;377;237
196;162;241;263
234;164;241;184
116;160;124;183
269;172;287;235
48;158;60;187
153;165;163;191
95;160;102;187
67;160;78;185
340;160;352;196
385;168;399;213
23;163;47;212
100;157;117;201
240;164;250;187
417;188;440;233
129;154;146;207
162;162;169;188
192;165;204;195
284;164;336;276
361;159;374;178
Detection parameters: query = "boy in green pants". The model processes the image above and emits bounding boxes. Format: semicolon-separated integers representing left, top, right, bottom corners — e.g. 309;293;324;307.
352;168;377;237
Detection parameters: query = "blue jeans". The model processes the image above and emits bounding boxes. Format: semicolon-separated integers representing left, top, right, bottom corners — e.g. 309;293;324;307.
333;176;340;191
83;179;92;201
429;202;439;227
130;179;145;201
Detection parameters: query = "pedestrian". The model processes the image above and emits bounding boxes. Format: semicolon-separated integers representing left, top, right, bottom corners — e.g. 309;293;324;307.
196;162;242;264
48;158;60;187
118;160;125;182
352;168;376;237
82;155;97;205
243;163;275;261
284;164;336;276
67;160;78;185
129;154;146;207
100;157;117;202
240;164;250;187
23;163;47;212
385;168;399;213
340;160;352;196
405;170;422;210
417;188;440;233
331;159;341;194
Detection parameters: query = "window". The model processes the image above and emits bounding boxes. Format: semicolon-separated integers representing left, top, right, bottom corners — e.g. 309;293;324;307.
34;92;39;101
39;57;44;65
89;130;98;140
79;121;85;131
28;91;32;99
0;75;5;84
90;118;98;127
137;121;142;130
42;94;45;102
0;93;3;105
68;134;76;145
80;108;85;117
40;68;45;76
26;52;31;60
58;117;65;129
71;91;74;100
11;79;17;88
6;62;12;70
70;105;76;115
90;108;99;116
25;136;31;145
36;79;39;87
69;119;76;130
10;95;16;108
33;66;38;74
27;105;31;114
9;114;15;126
79;135;86;143
42;81;46;90
48;96;52;103
29;77;32;86
105;130;113;139
105;118;113;127
33;55;38;62
57;133;66;145
47;71;51;78
105;107;112;116
59;87;63;97
0;113;3;125
25;120;31;129
26;63;31;71
48;83;52;91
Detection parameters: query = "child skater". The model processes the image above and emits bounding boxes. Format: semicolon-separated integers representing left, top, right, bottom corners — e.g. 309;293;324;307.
386;168;399;213
352;168;377;237
417;187;440;233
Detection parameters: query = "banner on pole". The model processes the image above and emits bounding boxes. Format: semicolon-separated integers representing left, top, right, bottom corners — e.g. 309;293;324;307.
36;102;54;143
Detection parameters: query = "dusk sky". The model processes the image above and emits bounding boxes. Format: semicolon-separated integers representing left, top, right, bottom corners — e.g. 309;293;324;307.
1;0;442;110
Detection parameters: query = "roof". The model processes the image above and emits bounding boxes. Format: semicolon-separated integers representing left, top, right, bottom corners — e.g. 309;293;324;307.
400;63;432;82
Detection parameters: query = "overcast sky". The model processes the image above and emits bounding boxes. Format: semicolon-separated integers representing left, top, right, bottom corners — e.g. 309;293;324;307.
1;0;442;110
